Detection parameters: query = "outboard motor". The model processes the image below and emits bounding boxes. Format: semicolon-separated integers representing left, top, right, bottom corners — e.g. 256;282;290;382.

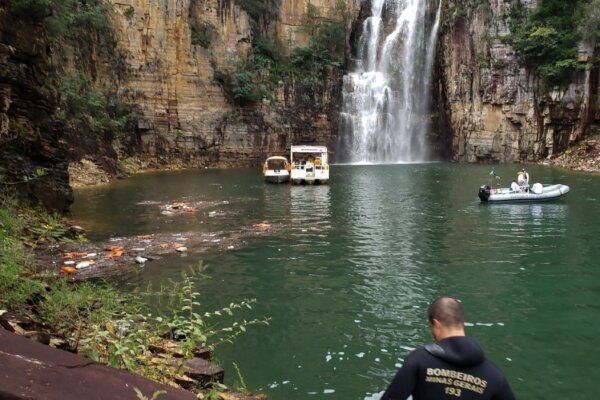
478;185;491;202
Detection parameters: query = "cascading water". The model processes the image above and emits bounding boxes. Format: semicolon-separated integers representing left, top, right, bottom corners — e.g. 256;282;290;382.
338;0;442;164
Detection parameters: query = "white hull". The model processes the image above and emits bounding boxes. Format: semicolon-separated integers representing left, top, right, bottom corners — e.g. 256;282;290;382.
290;170;329;185
479;184;570;202
263;156;291;184
264;171;290;184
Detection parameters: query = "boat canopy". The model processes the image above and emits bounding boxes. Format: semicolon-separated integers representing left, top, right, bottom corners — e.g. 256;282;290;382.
265;156;288;170
290;146;327;154
290;146;328;164
266;156;288;161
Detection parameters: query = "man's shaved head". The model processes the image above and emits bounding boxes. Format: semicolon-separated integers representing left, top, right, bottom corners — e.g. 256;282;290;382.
427;296;464;328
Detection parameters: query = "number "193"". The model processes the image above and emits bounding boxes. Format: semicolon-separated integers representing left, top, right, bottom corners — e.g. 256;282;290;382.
445;387;462;397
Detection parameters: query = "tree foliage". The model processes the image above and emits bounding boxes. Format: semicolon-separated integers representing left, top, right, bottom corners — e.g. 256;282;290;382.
8;0;115;53
576;0;600;46
507;0;588;88
236;0;281;27
57;73;138;133
190;20;218;48
212;1;350;105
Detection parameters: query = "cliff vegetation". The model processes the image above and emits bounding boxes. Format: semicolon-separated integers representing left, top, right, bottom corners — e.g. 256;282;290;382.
505;0;599;89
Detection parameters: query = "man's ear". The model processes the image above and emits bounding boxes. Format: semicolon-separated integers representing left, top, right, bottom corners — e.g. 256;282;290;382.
430;318;442;340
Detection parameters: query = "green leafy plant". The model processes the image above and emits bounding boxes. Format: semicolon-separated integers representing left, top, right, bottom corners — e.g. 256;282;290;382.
57;72;138;134
0;200;43;309
124;6;135;20
212;0;349;105
77;266;269;385
237;0;281;30
232;362;248;393
506;0;586;88
26;212;68;241
190;20;218;48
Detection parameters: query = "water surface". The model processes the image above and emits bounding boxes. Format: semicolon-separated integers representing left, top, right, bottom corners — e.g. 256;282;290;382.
71;164;600;399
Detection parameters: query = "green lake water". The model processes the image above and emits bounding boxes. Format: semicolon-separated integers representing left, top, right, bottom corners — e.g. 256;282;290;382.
71;164;600;399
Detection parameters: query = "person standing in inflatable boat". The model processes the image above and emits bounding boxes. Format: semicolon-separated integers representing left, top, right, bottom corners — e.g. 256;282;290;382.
517;168;530;191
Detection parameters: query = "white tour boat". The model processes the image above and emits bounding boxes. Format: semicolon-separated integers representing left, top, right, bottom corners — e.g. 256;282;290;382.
263;156;291;183
290;145;329;185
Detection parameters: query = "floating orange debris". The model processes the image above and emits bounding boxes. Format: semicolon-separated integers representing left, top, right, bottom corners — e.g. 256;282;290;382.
254;222;271;229
105;250;124;259
104;245;125;259
60;266;78;274
63;252;87;259
136;235;153;240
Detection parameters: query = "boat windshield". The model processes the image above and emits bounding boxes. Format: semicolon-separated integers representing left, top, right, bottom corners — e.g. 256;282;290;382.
267;159;287;170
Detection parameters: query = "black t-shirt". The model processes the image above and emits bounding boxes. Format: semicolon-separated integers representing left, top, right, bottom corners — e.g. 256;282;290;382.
381;336;515;400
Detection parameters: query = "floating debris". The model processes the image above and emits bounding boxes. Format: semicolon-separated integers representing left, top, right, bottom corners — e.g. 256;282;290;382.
63;252;87;259
75;260;94;270
135;235;153;240
104;246;124;258
40;222;283;281
159;201;200;216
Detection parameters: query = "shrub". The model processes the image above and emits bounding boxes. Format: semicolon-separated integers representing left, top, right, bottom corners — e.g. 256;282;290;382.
0;201;43;310
190;20;218;48
211;0;349;105
213;68;266;106
57;72;138;134
507;0;586;88
124;6;135;20
7;0;54;22
236;0;281;24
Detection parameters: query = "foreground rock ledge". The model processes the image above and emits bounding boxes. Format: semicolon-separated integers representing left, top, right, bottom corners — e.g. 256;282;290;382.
0;329;196;400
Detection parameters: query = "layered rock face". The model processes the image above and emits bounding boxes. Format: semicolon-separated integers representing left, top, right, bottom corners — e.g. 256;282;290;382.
0;11;73;210
438;0;599;163
108;0;356;168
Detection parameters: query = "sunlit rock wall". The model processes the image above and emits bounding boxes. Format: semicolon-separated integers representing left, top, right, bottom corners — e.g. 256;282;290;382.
438;0;599;163
108;0;358;167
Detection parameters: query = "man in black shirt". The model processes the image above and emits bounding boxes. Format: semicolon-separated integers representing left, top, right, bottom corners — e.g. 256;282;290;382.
381;296;515;400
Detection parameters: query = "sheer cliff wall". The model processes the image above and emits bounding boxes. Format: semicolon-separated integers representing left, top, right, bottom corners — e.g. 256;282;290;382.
437;0;599;163
107;0;358;167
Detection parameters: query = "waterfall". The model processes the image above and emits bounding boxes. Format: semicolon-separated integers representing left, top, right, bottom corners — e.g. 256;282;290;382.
338;0;442;164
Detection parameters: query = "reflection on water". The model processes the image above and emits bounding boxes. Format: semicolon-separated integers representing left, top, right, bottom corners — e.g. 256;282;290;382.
70;164;600;400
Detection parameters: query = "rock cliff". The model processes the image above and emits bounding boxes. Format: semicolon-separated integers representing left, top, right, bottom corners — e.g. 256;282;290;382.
437;0;599;163
2;0;599;210
0;8;73;210
107;0;358;168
